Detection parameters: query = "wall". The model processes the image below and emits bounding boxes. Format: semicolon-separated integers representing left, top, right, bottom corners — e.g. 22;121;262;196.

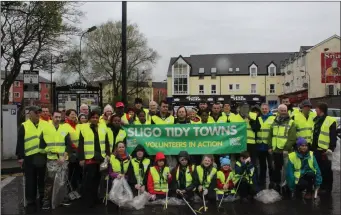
167;77;172;97
307;37;341;98
153;87;167;103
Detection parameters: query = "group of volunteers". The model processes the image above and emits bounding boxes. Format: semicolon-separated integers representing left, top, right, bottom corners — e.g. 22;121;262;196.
16;96;339;213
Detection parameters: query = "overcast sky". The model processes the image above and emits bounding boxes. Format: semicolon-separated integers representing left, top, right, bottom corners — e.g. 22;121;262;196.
77;2;340;81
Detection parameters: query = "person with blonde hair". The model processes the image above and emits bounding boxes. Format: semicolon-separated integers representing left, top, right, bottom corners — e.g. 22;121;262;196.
100;104;113;125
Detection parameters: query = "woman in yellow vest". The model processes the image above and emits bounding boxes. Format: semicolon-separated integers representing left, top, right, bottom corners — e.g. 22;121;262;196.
78;110;111;208
189;108;201;124
192;155;217;203
99;104;113;125
233;151;258;202
286;137;322;200
199;110;209;124
147;152;172;200
170;151;196;200
134;110;151;125
109;142;131;180
215;156;235;201
107;114;127;152
78;113;88;124
126;144;151;196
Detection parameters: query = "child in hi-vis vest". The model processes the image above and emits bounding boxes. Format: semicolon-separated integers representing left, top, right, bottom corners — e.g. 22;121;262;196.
147;152;172;200
215;156;235;200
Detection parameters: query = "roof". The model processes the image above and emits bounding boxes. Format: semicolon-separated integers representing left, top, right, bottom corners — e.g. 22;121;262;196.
152;82;167;89
1;71;50;83
167;52;294;77
299;46;313;52
306;34;340;52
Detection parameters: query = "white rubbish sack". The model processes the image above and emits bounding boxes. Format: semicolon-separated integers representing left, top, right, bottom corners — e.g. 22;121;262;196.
147;197;185;206
51;162;68;209
124;192;151;210
109;178;133;207
332;138;340;172
254;189;282;204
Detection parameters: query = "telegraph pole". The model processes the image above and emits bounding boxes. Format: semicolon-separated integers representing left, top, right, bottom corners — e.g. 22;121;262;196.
121;1;127;106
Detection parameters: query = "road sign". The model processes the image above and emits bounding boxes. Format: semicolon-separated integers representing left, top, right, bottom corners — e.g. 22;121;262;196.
23;70;39;99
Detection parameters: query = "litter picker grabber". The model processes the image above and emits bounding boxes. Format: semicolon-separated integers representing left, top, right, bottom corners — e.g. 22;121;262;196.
163;181;169;210
102;174;109;205
233;171;246;199
180;192;197;215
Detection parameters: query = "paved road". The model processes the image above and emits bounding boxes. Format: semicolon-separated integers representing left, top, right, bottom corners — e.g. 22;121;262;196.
1;172;340;215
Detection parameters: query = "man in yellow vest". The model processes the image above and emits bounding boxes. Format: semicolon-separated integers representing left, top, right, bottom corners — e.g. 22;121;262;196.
222;103;236;122
16;106;47;212
281;97;300;117
115;102;129;125
107;114;127;151
256;103;276;188
151;100;174;124
268;104;296;192
134;97;149;117
207;103;227;123
312;103;337;194
286;137;322;200
292;100;316;146
40;111;73;210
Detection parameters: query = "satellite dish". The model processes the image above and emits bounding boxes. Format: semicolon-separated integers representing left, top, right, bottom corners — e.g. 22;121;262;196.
287;70;292;75
285;82;290;87
302;83;308;88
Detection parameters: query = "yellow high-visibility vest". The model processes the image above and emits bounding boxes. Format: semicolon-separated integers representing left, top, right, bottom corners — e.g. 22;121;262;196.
107;128;127;151
22;120;46;156
150;166;170;192
43;123;69;160
207;115;227;124
288;151;316;184
294;111;316;144
257;116;276;144
315;116;336;150
196;165;217;188
110;154;130;174
80;124;107;159
230;112;257;144
233;161;255;185
215;170;236;194
175;165;195;189
131;158;151;184
271;119;294;150
151;115;175;124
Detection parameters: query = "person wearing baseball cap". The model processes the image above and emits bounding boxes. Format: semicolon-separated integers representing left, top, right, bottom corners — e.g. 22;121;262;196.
115;101;129;125
287;137;322;200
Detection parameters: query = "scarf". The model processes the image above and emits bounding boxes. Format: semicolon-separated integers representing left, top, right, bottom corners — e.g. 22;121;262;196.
65;118;77;129
261;112;273;121
40;115;51;121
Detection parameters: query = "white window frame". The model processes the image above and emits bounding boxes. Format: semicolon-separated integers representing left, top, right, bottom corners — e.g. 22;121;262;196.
250;84;257;94
235;84;240;91
211;68;217;73
268;63;276;76
172;58;189;95
14;92;20;98
270;84;275;94
199;68;205;74
14;81;20;87
236;68;240;72
228;68;233;72
211;84;216;95
199;85;204;94
228;84;234;91
250;64;257;77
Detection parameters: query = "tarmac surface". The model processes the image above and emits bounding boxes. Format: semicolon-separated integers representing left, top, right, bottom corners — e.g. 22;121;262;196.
1;172;340;215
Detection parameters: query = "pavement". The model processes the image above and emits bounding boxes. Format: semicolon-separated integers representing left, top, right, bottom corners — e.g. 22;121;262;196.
1;171;340;215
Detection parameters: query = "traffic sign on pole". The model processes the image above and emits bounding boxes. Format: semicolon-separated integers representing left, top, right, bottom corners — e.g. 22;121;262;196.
23;70;39;99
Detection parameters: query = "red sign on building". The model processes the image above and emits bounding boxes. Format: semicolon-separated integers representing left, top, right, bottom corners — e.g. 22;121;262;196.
321;52;341;83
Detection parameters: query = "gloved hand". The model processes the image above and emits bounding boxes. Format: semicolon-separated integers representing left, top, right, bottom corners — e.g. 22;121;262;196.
203;189;208;196
140;185;145;192
135;184;141;190
326;149;333;155
150;194;156;201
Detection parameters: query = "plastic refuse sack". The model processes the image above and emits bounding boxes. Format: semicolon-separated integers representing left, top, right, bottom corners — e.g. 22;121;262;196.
124;192;150;210
254;189;282;204
109;178;134;207
222;195;240;202
281;155;289;187
100;157;109;172
51;161;69;209
146;197;185;206
332;138;340;172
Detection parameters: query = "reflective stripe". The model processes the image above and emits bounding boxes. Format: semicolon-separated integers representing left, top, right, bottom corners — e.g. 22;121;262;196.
319;140;329;145
84;141;93;145
260;129;270;132
247;137;255;140
320;131;329;136
46;142;65;146
25;145;39;153
297;128;311;132
272;135;287;139
84;151;94;155
100;141;105;144
247;128;253;131
24;135;39;142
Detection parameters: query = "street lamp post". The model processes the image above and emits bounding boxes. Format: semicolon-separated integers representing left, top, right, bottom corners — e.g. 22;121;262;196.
79;26;97;83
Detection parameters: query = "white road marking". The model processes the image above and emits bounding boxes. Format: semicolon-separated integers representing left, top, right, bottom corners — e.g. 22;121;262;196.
1;176;16;190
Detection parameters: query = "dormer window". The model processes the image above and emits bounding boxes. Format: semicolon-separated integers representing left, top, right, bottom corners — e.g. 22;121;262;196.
249;63;257;77
172;57;189;95
199;68;204;74
211;68;216;73
268;63;276;76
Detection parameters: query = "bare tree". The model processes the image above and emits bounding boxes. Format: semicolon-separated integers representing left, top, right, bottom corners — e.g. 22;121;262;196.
1;1;83;104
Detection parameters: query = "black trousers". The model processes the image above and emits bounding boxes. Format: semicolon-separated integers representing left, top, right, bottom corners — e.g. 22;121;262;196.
236;179;256;198
271;152;284;184
82;163;101;207
258;151;273;185
296;173;315;193
68;161;83;191
24;154;47;205
314;150;333;191
247;144;258;182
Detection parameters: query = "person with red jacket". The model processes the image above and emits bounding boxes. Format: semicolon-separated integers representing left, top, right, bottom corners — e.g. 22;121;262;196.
147;152;172;200
216;156;235;200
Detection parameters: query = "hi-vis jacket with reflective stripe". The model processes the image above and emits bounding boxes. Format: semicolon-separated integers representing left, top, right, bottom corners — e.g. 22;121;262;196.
293;111;316;144
233;161;255;185
207;114;227;124
107;128;127;151
150;166;170;192
43;123;69;160
215;170;236;194
110;154;131;174
80;124;108;159
22;119;47;156
268;117;296;151
257;116;276;144
195;165;217;188
222;112;236;122
230;112;258;144
63;123;80;147
315;116;336;150
151;115;175;124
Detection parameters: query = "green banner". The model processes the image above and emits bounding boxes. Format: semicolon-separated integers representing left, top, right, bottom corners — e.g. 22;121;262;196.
123;123;247;155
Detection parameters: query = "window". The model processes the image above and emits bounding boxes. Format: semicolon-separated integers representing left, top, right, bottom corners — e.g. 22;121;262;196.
251;84;256;94
45;94;49;99
236;68;240;72
199;68;204;74
199;85;204;94
211;68;217;73
211;85;216;94
250;64;257;77
45;83;49;88
14;81;20;87
301;56;305;67
269;67;276;76
229;84;233;91
14;92;20;98
235;84;240;91
173;60;188;94
228;68;233;72
270;84;275;94
198;75;204;80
